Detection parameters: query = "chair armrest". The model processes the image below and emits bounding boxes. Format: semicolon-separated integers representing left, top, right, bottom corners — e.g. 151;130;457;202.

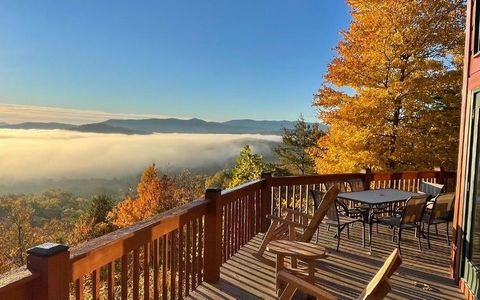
266;215;308;229
277;270;336;300
282;207;313;219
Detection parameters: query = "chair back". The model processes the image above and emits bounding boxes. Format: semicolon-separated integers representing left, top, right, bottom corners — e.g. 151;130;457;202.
325;201;339;222
310;190;339;222
359;248;402;300
302;186;339;242
401;195;429;224
419;181;444;196
431;193;455;220
325;181;349;193
310;190;322;209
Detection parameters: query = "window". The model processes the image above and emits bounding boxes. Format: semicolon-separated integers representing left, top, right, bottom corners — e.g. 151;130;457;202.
475;0;480;54
468;92;480;266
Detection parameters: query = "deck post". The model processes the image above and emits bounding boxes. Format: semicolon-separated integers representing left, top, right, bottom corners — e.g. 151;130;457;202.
261;172;273;233
434;166;446;185
361;168;373;190
26;243;70;300
204;187;222;283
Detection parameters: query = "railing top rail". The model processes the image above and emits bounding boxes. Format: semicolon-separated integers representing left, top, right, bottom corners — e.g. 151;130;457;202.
69;198;209;281
221;178;264;195
269;173;365;186
372;170;438;180
220;179;264;203
0;267;38;293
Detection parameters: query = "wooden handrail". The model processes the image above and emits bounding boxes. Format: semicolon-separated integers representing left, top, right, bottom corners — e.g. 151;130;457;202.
220;179;264;203
0;267;38;300
70;198;209;281
269;173;365;186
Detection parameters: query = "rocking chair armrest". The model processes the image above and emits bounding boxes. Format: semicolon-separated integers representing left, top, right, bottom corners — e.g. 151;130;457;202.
282;207;313;219
266;215;309;229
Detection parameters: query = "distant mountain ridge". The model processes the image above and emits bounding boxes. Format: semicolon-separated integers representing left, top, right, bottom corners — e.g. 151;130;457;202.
0;122;75;130
0;118;326;135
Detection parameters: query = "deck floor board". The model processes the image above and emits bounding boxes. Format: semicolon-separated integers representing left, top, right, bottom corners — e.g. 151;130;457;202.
189;222;462;299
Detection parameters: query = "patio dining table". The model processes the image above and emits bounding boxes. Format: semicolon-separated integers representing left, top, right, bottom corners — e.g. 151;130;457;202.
337;188;421;249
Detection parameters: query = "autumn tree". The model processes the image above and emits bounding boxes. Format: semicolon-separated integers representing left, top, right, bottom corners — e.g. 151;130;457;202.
0;197;40;272
275;116;323;175
70;194;115;244
229;145;266;187
311;0;465;173
172;169;206;200
205;169;232;189
111;164;180;227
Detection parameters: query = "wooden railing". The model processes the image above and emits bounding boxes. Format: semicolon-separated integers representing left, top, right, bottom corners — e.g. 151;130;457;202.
0;167;456;300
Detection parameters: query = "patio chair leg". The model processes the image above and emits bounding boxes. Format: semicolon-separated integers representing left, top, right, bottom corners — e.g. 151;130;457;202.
397;228;402;252
336;227;341;251
392;227;396;242
376;223;378;233
327;224;330;231
427;224;431;249
316;227;320;244
369;222;373;246
347;225;350;240
418;226;422;252
435;224;439;236
446;221;450;245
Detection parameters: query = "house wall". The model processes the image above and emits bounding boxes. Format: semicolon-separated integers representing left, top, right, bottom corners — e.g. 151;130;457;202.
454;0;480;298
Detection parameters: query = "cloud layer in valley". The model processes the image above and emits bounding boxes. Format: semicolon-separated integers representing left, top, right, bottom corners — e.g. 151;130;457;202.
0;129;280;182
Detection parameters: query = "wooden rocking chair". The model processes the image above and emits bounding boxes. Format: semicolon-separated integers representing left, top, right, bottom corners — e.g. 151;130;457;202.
277;248;402;300
256;186;339;257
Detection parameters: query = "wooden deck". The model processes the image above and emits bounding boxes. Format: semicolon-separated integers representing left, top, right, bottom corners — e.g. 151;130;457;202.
189;222;462;299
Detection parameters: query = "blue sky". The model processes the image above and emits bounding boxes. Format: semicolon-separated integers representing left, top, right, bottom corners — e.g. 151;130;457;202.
0;1;349;123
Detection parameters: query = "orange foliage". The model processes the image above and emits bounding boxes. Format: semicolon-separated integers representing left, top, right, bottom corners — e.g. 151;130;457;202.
111;164;180;227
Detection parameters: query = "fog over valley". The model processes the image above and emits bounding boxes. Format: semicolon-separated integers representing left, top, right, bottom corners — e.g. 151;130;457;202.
0;129;280;194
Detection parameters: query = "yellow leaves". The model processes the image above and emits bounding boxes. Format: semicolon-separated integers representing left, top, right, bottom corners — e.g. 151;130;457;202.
311;0;464;173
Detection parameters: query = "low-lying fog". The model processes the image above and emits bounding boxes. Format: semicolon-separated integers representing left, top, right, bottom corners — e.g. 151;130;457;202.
0;129;281;183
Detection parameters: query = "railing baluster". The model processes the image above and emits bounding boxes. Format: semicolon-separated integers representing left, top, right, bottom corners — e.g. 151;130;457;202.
228;202;233;259
277;186;281;216
133;249;140;300
75;276;84;300
179;225;184;300
121;254;128;300
199;216;204;283
242;196;246;245
170;231;176;300
222;204;227;263
249;192;255;240
108;262;114;300
241;197;244;246
92;269;100;300
255;190;260;234
186;221;192;295
192;218;198;289
235;199;239;252
162;235;167;300
153;239;159;300
143;243;150;300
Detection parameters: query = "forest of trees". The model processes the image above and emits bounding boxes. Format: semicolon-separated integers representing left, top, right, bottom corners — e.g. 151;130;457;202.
0;0;466;275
